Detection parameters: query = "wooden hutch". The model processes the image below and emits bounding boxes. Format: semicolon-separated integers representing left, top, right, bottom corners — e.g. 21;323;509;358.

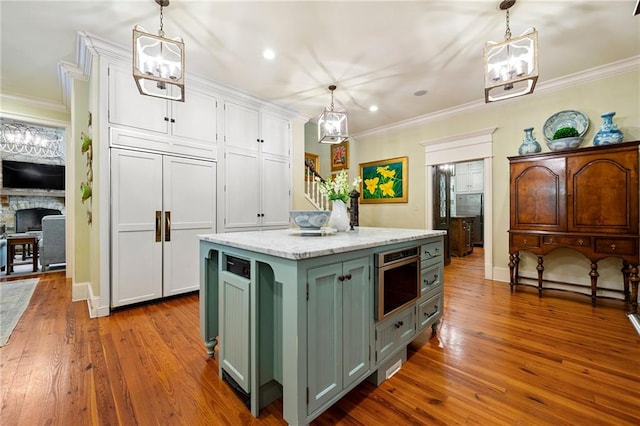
508;141;639;313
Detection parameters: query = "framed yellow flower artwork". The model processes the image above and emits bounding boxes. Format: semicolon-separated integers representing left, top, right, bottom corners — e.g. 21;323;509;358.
359;156;408;203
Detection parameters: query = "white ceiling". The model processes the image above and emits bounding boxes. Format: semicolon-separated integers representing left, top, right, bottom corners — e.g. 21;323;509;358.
1;1;639;135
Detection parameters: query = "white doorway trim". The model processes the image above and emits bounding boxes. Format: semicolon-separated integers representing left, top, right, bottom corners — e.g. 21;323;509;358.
421;127;496;279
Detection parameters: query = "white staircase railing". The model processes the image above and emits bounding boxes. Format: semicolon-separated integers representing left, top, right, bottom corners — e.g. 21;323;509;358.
304;164;330;211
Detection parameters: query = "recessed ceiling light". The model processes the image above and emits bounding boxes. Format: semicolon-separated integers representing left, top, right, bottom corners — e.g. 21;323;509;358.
369;105;379;112
263;49;275;60
413;89;428;96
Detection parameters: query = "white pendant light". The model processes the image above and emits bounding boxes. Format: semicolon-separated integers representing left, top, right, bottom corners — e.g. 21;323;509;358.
484;0;538;103
318;85;349;144
133;0;185;102
0;120;64;158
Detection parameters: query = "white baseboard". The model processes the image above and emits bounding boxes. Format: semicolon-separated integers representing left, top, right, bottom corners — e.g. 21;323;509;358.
72;281;90;301
493;266;511;283
86;283;110;318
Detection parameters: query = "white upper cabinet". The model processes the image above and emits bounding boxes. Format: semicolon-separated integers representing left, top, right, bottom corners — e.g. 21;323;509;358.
107;61;218;159
455;160;484;193
224;101;260;152
261;112;290;157
222;101;291;231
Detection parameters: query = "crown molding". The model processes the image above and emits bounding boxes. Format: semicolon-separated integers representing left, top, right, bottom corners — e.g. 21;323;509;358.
355;55;640;139
0;91;68;114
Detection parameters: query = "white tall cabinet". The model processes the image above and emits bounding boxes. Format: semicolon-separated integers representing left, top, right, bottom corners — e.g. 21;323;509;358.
111;148;216;307
222;101;291;231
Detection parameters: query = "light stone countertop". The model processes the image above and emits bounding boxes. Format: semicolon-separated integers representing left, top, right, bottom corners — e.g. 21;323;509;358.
199;227;446;260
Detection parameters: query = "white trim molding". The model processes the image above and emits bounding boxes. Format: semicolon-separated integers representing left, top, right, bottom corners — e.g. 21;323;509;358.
72;281;90;302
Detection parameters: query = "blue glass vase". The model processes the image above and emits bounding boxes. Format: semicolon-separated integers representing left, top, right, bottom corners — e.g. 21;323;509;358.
518;127;541;155
593;112;624;146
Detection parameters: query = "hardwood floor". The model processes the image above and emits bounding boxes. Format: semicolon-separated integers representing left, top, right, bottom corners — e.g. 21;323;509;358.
1;250;638;425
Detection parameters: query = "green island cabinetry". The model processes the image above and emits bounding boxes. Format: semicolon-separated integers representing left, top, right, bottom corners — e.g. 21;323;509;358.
199;227;445;425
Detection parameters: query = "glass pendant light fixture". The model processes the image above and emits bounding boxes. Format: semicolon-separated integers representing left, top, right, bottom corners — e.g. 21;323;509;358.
318;85;349;144
0;120;64;158
484;0;538;103
133;0;185;102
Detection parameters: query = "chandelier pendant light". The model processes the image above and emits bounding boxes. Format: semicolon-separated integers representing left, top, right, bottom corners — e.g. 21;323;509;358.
484;0;538;103
318;85;349;144
133;0;185;102
0;121;64;158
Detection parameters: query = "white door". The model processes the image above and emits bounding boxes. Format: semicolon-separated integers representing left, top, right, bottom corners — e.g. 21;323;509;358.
162;156;216;296
111;148;163;307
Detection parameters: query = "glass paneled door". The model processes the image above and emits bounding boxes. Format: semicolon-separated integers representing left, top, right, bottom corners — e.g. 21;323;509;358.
433;164;455;265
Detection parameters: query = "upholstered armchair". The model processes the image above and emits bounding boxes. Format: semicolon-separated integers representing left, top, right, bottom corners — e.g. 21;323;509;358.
39;215;66;271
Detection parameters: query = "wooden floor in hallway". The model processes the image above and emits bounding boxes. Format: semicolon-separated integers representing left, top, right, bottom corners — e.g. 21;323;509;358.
1;248;639;425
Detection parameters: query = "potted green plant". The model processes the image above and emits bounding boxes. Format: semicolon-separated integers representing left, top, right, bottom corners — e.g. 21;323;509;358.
546;126;584;152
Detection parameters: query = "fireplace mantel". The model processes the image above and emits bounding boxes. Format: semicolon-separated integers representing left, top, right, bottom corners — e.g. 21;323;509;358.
1;189;65;198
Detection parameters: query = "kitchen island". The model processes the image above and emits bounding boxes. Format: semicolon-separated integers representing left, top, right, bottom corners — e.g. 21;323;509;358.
199;227;446;425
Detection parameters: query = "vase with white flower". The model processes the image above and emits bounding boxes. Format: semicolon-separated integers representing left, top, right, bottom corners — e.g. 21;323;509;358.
316;170;362;231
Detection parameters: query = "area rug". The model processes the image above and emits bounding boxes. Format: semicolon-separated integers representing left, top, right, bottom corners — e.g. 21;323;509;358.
0;278;39;347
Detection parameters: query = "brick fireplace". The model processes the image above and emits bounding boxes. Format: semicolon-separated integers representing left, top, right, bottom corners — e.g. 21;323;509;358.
0;160;66;235
1;195;65;234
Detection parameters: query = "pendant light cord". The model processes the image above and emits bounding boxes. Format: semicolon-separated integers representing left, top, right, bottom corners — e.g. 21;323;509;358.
504;9;512;40
159;5;165;37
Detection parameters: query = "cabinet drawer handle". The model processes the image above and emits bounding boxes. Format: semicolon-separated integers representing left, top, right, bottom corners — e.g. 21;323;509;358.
170;118;175;123
164;117;169;122
523;238;528;245
338;275;345;282
611;244;616;251
344;274;352;280
578;239;584;246
548;237;553;244
424;306;438;318
394;321;404;329
424;250;439;259
424;274;439;285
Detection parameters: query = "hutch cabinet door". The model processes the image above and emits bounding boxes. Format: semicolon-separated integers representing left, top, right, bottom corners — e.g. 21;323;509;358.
567;149;639;234
510;157;567;232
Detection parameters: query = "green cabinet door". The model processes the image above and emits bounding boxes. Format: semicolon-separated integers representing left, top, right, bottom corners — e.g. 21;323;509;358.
307;257;370;415
220;270;251;393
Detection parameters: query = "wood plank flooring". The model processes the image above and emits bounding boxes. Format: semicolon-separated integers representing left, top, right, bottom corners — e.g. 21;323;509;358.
1;249;639;425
